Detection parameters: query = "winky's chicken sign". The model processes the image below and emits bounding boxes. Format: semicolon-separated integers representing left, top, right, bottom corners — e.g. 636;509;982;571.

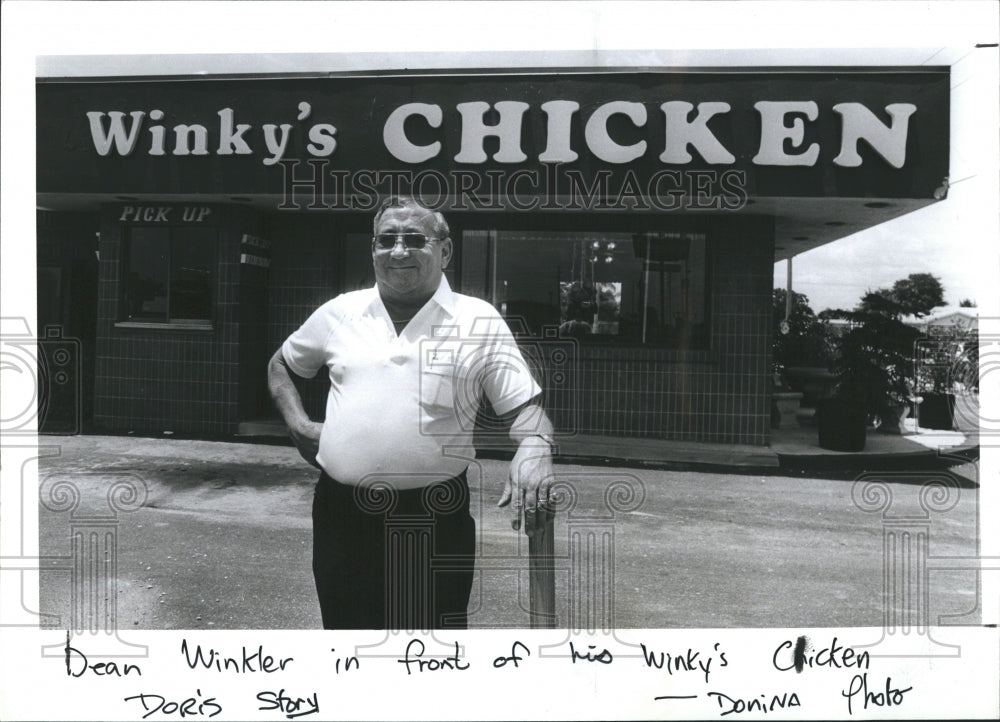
38;70;949;206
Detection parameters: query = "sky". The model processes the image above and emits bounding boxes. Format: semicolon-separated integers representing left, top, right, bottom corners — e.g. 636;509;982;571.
774;182;994;313
772;41;997;314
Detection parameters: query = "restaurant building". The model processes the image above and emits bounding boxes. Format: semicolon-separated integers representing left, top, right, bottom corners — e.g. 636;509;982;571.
35;65;949;446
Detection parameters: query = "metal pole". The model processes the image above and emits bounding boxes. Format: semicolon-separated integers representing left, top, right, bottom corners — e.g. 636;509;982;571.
785;256;793;321
641;237;651;344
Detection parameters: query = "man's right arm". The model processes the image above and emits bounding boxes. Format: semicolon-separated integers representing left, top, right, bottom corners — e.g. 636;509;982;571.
267;348;324;469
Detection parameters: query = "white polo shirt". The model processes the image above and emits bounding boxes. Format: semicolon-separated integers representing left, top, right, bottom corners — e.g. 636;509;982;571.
282;277;542;487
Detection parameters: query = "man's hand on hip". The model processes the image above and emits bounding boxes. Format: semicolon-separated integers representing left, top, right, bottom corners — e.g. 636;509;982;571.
290;420;324;469
267;349;324;470
498;436;555;533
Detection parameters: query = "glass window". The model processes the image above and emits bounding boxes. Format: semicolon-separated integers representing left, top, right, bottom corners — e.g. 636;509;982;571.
124;227;215;322
463;229;709;348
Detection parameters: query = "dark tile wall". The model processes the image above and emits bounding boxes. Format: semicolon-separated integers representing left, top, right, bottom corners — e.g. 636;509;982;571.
37;211;101;432
92;205;260;435
37;211;100;265
90;206;774;445
237;252;271;421
263;214;346;421
532;219;775;445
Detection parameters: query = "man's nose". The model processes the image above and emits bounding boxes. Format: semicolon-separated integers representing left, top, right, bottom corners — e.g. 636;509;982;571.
389;236;411;257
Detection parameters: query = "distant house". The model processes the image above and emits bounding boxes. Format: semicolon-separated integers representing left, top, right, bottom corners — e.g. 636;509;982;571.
824;317;855;338
902;306;978;336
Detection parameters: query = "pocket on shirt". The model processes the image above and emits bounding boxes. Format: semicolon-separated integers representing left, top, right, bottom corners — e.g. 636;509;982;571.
420;366;457;418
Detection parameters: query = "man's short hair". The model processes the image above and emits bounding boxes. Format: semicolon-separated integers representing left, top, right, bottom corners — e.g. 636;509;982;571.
373;196;450;241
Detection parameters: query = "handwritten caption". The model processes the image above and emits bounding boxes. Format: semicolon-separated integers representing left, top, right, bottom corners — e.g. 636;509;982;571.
61;632;913;718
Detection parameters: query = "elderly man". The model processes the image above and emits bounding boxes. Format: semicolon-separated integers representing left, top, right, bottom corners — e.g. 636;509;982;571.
268;196;555;629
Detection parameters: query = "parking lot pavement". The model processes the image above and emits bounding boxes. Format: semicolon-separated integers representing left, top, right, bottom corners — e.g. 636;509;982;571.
37;435;980;630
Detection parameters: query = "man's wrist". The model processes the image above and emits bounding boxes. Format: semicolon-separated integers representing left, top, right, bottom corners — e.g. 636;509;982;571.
521;433;555;451
290;417;317;436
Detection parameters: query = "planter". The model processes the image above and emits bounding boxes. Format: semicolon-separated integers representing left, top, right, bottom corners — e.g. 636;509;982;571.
773;391;804;430
875;403;912;435
817;398;867;452
783;367;838;407
918;392;956;430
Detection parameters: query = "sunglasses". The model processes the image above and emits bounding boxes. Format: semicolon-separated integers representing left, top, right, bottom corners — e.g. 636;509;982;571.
373;232;440;250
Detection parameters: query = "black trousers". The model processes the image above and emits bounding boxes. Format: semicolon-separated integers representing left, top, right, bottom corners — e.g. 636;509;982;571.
312;470;476;630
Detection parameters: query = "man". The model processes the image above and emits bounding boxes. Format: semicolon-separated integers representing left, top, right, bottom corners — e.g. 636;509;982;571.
268;196;556;629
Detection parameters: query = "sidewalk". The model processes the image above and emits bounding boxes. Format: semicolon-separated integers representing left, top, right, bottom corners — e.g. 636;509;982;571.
236;418;980;475
771;421;978;467
771;390;980;472
541;424;979;473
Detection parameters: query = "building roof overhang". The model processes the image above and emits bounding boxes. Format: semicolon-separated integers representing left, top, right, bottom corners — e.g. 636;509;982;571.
36;48;961;255
35;191;939;260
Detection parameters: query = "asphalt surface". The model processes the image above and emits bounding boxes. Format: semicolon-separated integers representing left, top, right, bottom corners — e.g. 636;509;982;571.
37;435;981;630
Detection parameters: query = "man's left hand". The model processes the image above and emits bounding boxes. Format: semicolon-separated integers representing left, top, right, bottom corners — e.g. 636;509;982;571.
498;436;555;533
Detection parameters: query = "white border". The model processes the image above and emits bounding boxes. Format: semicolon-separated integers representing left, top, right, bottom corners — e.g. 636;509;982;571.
4;2;999;720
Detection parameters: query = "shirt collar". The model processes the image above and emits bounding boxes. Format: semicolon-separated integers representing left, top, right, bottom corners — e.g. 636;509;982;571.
429;275;457;316
368;275;457;317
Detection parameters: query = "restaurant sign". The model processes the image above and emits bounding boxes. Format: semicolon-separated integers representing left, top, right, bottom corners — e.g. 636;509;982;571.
37;70;949;209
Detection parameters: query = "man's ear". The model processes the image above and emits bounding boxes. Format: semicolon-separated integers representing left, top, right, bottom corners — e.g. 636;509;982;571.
440;237;454;269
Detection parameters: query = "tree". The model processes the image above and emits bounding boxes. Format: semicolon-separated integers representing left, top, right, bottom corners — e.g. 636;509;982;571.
959;298;977;308
772;289;834;372
822;275;931;422
859;272;945;318
832;308;920;418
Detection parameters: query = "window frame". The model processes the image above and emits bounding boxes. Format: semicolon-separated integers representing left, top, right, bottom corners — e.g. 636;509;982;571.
454;214;714;352
118;224;217;330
